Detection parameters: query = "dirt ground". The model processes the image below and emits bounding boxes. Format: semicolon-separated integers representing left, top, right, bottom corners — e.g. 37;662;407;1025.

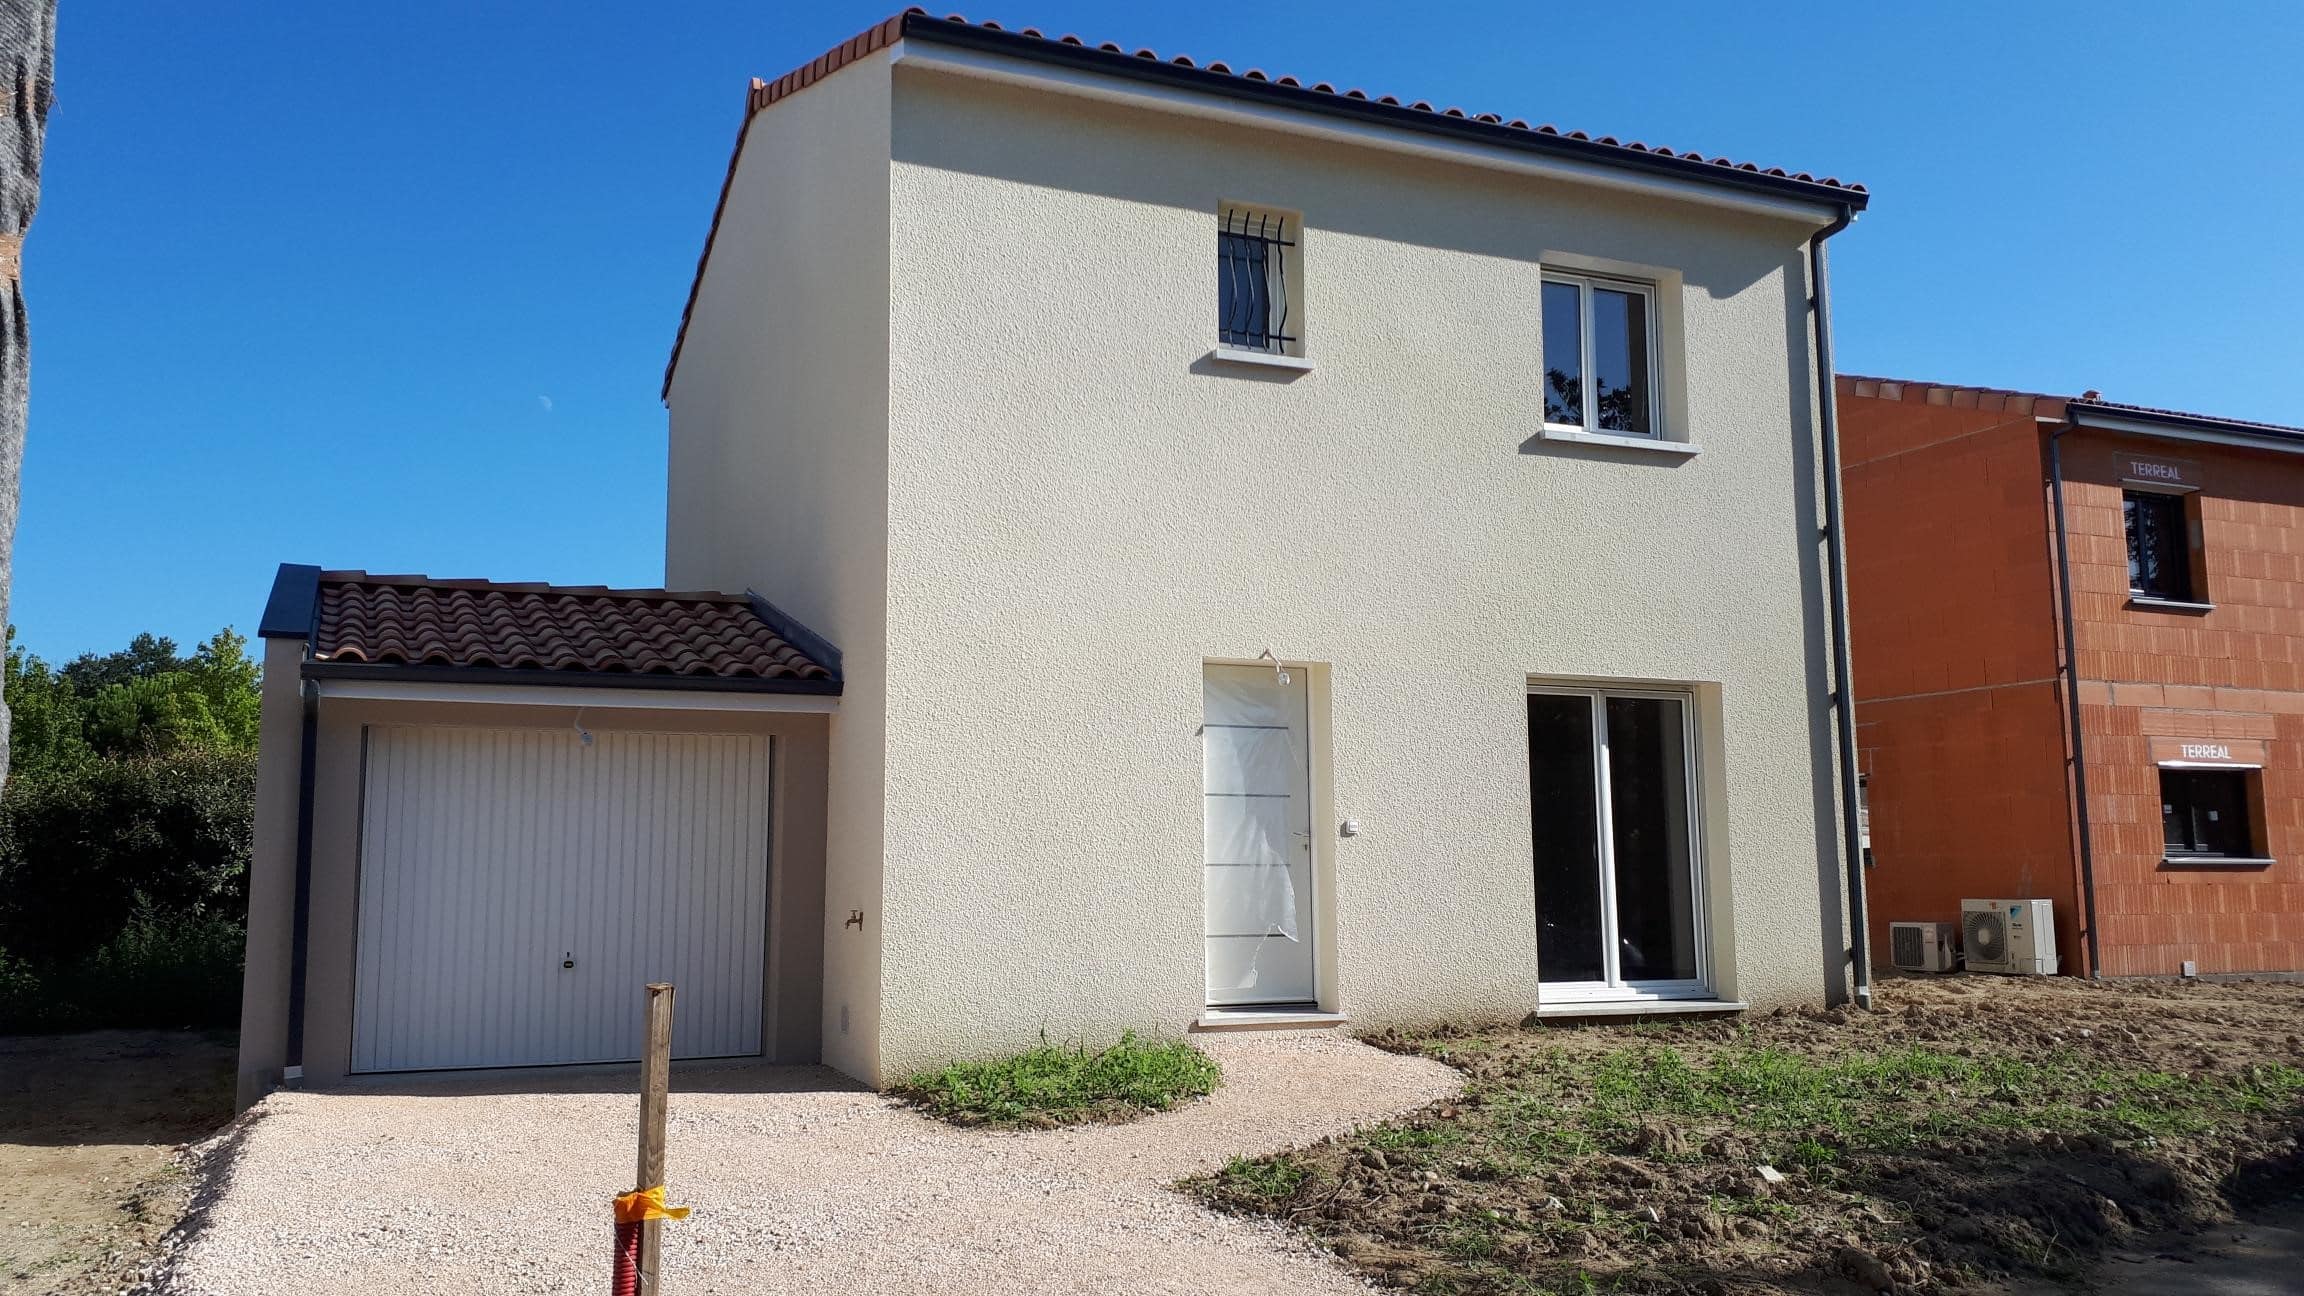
1194;974;2304;1294
0;1030;237;1295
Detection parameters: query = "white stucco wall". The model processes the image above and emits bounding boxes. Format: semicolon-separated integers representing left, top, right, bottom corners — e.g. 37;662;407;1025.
664;53;892;1081
670;55;1850;1085
873;66;1845;1077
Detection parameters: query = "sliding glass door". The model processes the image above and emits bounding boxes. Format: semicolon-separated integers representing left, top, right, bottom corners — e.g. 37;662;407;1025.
1527;686;1705;1000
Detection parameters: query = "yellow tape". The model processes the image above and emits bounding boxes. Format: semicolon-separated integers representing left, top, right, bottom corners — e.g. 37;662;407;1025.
613;1185;691;1224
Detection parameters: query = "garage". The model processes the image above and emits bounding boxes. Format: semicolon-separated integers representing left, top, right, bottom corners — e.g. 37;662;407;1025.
237;567;840;1105
351;725;774;1072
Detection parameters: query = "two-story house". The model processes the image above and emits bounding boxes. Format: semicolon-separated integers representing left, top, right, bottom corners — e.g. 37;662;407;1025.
236;11;1872;1102
1842;374;2304;980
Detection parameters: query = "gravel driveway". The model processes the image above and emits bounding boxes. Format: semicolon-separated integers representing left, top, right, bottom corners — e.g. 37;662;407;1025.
170;1031;1458;1294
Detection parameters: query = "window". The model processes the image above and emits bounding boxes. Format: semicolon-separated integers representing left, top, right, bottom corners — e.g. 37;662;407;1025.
2161;769;2257;860
1542;273;1656;437
2124;489;2193;601
1218;205;1299;356
1528;687;1704;997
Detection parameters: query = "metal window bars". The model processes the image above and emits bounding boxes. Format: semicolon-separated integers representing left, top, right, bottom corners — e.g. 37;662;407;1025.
1218;207;1296;353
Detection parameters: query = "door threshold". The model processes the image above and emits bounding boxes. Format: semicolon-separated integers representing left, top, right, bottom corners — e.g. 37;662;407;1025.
1532;999;1746;1021
1192;1007;1349;1032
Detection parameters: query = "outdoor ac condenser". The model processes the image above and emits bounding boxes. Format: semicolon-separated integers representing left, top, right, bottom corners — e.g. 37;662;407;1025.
1887;921;1959;973
1961;898;2059;976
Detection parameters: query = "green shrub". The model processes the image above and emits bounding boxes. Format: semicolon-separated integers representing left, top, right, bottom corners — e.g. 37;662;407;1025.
893;1030;1221;1127
0;746;255;969
0;907;245;1033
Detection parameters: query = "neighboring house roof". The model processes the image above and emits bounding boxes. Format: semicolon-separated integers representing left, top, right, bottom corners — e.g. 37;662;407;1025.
1841;374;2304;444
1839;374;2069;419
663;9;1872;399
259;567;840;692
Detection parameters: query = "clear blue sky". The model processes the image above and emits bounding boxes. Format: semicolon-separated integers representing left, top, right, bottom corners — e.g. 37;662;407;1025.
18;1;2303;659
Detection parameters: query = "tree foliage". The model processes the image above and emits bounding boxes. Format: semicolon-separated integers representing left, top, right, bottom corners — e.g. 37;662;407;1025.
5;625;260;773
0;625;260;1030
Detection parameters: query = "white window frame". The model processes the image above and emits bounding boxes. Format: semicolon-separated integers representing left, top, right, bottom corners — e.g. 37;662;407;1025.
1540;271;1664;441
1528;683;1711;1004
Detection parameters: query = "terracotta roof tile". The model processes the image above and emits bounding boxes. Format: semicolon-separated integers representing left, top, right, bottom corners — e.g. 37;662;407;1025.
311;573;835;683
1839;374;2302;438
663;10;1869;399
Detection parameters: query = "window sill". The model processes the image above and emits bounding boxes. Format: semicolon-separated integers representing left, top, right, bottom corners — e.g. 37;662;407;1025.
1537;426;1701;457
1203;346;1313;373
2161;855;2275;870
1533;998;1745;1019
2127;595;2215;614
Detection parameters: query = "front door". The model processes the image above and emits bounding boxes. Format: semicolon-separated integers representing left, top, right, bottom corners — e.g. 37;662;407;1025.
1202;663;1316;1006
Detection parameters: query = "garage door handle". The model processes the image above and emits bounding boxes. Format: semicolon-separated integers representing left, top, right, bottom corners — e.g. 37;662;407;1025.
562;953;575;970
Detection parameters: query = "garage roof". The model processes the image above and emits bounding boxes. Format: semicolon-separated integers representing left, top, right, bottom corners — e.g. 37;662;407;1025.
259;566;841;693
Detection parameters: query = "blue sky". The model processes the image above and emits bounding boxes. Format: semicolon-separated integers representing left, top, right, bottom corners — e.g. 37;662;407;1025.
18;2;2303;659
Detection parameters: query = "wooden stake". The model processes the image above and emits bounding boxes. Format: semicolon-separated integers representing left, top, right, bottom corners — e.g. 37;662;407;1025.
636;982;675;1294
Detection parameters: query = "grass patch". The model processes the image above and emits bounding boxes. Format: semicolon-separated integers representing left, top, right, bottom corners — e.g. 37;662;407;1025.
893;1029;1219;1128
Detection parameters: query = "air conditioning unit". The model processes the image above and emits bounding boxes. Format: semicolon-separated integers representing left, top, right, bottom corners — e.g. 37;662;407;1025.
1961;899;2059;976
1888;921;1959;973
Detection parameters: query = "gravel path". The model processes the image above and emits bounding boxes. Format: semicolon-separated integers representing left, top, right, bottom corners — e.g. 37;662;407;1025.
169;1031;1459;1295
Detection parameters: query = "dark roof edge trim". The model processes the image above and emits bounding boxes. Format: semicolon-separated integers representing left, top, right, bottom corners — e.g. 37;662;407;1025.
746;592;843;680
301;661;845;696
2067;402;2304;453
901;14;1869;214
259;563;323;642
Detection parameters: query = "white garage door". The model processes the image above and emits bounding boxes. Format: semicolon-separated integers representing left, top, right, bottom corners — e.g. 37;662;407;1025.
352;725;772;1073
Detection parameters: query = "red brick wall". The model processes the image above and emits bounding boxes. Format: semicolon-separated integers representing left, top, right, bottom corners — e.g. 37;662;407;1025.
1839;381;2082;971
1855;685;2082;968
2059;435;2304;975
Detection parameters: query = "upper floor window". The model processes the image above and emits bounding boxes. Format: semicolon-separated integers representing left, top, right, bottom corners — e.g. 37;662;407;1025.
2124;489;2193;602
1543;272;1656;437
1218;205;1301;357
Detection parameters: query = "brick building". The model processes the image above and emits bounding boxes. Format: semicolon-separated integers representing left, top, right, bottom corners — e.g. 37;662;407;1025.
1840;375;2304;979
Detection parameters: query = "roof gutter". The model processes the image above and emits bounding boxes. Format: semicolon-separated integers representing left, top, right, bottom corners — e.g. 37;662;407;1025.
2066;402;2304;454
2044;423;2105;978
1807;203;1871;1010
897;16;1868;217
893;39;1846;227
299;660;842;696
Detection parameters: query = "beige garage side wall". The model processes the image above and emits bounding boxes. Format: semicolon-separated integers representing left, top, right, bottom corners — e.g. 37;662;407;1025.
289;698;828;1089
878;67;1844;1074
235;637;310;1109
664;55;893;1081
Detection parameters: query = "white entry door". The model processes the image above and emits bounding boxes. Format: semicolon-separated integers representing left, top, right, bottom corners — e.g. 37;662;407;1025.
352;725;772;1072
1203;664;1316;1006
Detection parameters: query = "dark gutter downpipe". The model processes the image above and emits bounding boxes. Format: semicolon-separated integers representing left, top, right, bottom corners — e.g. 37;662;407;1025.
2045;426;2104;978
257;563;325;1086
1808;204;1871;1011
284;679;318;1077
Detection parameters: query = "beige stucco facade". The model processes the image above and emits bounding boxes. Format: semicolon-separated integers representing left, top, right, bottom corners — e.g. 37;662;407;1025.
667;51;1853;1084
236;686;830;1109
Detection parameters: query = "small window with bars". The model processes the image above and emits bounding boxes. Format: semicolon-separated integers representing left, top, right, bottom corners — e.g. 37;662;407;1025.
1217;204;1301;356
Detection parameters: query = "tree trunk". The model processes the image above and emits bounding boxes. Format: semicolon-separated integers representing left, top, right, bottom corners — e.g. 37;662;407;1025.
0;0;55;790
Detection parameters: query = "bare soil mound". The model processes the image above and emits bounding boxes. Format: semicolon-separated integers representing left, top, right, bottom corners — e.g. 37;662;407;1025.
1189;976;2304;1294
